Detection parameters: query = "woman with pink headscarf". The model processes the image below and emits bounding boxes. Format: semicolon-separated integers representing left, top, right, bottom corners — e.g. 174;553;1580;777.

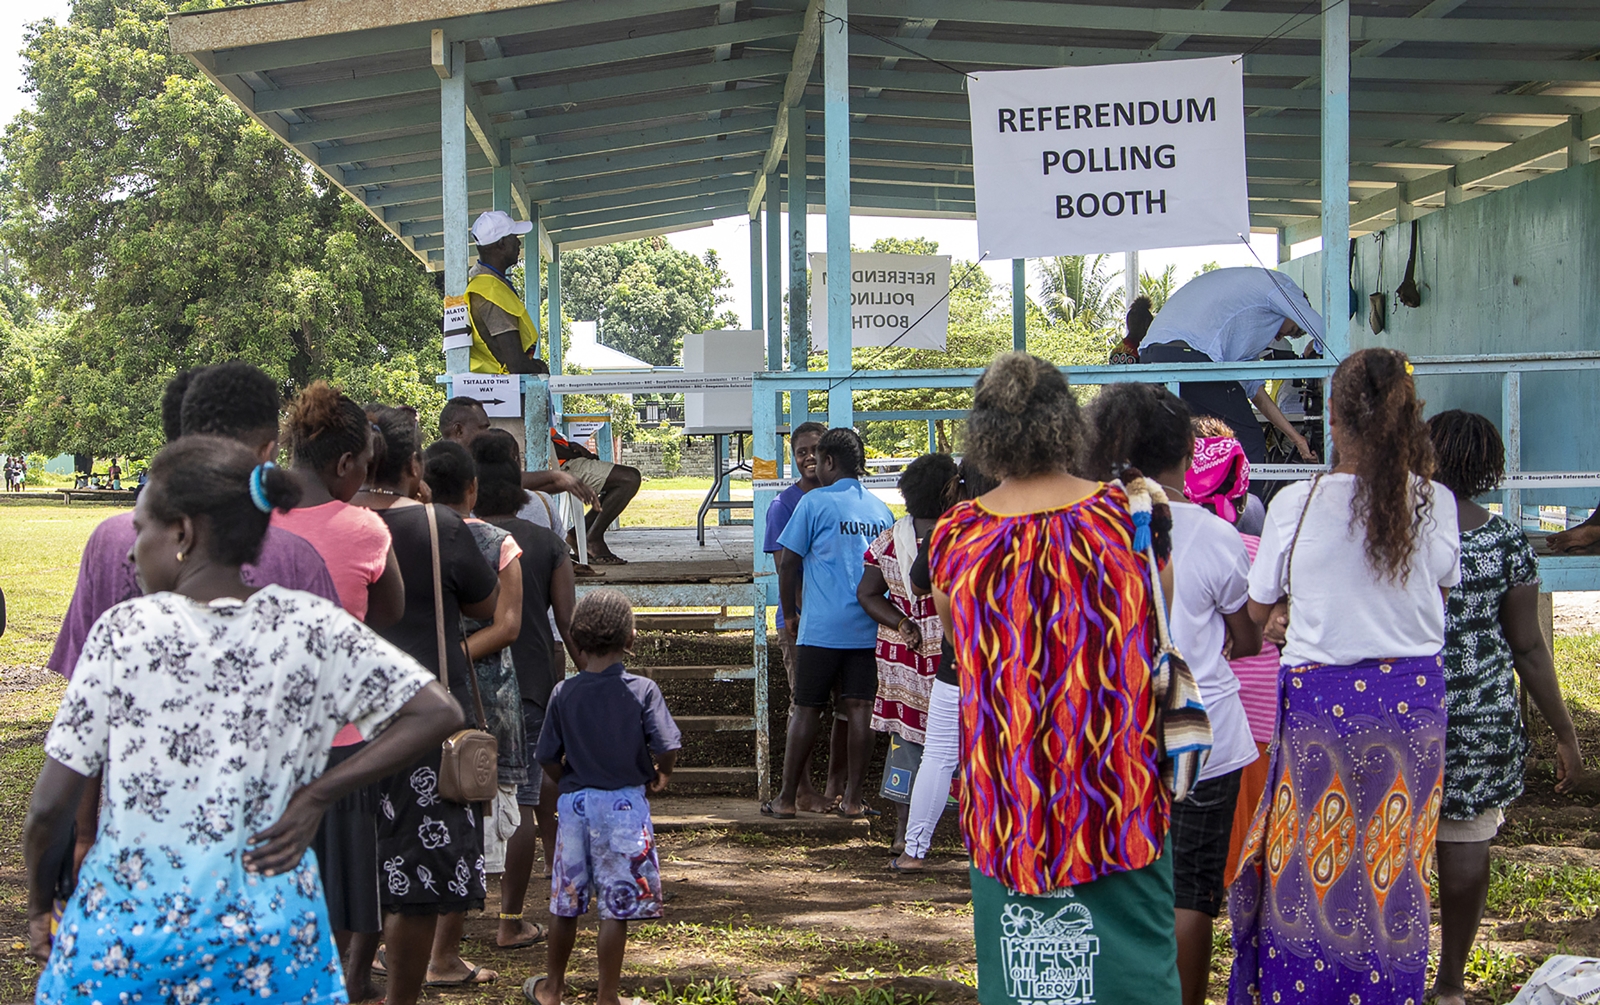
1185;417;1279;883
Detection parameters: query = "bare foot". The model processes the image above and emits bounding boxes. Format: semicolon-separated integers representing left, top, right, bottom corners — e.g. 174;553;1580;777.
526;974;564;1005
425;959;498;985
496;918;545;948
1549;524;1600;553
1431;989;1466;1005
795;792;837;814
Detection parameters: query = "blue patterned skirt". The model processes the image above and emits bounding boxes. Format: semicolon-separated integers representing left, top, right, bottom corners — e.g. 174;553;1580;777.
1228;654;1446;1005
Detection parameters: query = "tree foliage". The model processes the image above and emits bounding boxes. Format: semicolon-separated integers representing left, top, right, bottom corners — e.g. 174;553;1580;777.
0;0;444;458
560;237;739;367
833;239;1107;457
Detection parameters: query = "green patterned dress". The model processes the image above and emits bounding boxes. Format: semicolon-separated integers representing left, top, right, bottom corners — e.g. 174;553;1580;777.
1441;513;1540;820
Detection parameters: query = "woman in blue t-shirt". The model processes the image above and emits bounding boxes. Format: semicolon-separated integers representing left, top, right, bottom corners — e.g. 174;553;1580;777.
765;429;894;820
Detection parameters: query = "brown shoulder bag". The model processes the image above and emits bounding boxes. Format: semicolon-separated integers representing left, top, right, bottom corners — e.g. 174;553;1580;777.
426;503;499;805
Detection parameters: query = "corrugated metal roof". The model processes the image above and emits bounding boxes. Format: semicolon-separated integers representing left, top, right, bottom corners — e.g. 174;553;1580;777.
169;0;1600;264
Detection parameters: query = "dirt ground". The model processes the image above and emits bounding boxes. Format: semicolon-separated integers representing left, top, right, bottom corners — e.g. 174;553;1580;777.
4;625;1600;1003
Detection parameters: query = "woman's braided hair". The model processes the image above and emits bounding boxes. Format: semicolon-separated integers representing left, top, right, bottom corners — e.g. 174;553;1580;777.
1330;347;1436;583
1427;409;1504;501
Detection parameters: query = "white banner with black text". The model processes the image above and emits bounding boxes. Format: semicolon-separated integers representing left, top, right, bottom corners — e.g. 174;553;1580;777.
968;55;1250;258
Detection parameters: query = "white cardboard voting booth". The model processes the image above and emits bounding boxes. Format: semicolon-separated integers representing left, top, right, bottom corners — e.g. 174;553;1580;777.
682;330;765;434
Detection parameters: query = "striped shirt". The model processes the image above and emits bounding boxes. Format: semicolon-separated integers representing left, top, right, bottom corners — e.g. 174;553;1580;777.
1231;534;1282;746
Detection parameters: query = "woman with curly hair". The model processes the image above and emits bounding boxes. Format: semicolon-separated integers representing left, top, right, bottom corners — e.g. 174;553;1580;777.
929;352;1180;1005
1228;348;1462;1005
1425;410;1587;1005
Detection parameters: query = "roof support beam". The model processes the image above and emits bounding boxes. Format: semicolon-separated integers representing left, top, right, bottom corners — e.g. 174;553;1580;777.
833;35;1600;85
187;0;742;75
483;54;791;116
499;86;778;141
513;113;772;165
523;154;764;203
844;0;1600;46
259;18;805;115
1284;107;1600;244
748;0;822;215
519;134;772;185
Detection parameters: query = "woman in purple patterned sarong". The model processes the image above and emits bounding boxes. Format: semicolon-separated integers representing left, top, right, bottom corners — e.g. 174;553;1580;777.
1229;348;1463;1005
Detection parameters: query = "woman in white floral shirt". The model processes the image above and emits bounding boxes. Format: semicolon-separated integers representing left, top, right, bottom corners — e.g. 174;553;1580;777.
23;435;462;1005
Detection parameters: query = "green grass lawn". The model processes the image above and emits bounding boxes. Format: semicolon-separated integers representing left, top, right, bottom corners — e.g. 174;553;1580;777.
0;503;129;670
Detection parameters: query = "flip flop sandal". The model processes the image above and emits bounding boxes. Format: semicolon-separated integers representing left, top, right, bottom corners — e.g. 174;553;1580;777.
886;857;925;874
371;948;387;977
589;552;627;566
759;800;796;820
424;965;497;987
522;975;561;1005
496;919;546;949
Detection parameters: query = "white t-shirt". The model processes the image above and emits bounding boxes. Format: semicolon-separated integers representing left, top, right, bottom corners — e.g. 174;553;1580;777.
1167;499;1258;780
1248;473;1462;667
516;490;569;535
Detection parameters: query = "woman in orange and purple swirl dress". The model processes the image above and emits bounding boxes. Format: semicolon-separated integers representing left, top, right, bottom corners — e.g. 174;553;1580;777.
928;352;1181;1005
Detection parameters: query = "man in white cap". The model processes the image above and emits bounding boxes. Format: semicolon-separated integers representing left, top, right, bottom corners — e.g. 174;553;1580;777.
468;209;541;374
462;210;642;564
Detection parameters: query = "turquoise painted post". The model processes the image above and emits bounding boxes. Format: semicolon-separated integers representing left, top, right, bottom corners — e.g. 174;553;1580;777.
786;104;810;428
547;246;563;375
714;434;730;526
441;39;470;375
547;246;563;437
751;373;779;600
1321;1;1351;360
749;210;764;333
491;163;511;215
525;204;542;355
765;169;783;370
823;0;852;428
1011;258;1026;351
523;375;551;473
927;419;937;454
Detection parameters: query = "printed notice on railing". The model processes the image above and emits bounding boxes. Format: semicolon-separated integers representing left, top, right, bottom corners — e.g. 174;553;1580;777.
967;55;1249;258
809;252;951;350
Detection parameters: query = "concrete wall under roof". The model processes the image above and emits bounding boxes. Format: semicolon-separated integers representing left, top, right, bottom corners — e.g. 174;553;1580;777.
1280;159;1600;506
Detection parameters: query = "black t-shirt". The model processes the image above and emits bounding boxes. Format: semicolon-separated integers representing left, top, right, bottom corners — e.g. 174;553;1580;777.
376;504;499;709
484;515;569;707
910;541;959;687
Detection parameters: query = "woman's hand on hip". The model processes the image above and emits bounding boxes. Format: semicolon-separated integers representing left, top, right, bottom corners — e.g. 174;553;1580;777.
243;787;329;877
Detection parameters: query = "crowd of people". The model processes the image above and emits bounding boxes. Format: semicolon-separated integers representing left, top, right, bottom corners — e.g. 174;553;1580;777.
18;335;1596;1005
26;362;676;1005
756;347;1592;1005
4;454;27;491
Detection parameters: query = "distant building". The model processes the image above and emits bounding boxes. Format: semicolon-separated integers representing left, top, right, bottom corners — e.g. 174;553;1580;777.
568;321;652;372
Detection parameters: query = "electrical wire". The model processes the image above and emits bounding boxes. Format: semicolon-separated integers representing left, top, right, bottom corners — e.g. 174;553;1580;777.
1233;0;1348;65
817;11;975;83
1236;232;1341;364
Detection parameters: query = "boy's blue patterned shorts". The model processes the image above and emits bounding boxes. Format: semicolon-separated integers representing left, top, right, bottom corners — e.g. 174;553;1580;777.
550;785;663;921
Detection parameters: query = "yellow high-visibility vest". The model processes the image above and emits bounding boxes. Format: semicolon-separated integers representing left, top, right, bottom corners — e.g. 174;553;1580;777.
466;271;540;374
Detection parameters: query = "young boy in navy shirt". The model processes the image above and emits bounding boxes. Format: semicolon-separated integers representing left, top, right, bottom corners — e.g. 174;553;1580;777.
524;589;681;1005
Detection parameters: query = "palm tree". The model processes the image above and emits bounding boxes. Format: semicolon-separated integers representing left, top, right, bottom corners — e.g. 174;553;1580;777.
1140;264;1178;312
1034;254;1124;333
